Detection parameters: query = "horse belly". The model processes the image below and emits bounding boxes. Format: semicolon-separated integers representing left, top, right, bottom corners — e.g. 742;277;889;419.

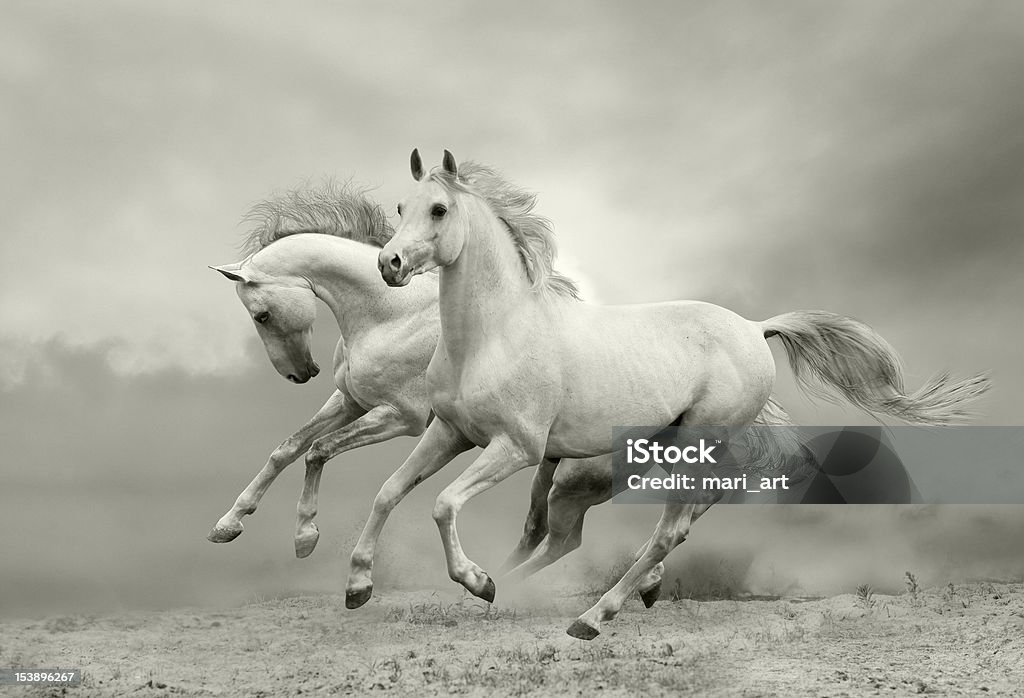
546;372;695;457
546;302;774;455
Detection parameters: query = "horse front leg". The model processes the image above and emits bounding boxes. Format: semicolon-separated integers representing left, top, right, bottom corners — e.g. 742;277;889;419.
345;417;472;609
497;458;558;574
208;390;361;544
433;436;536;602
294;404;419;558
568;500;714;639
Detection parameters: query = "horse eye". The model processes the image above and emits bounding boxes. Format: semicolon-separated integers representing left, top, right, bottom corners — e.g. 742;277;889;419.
254;311;270;324
431;204;447;218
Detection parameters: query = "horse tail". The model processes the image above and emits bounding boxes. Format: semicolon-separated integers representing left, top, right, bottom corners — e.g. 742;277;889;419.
753;395;793;426
760;311;990;426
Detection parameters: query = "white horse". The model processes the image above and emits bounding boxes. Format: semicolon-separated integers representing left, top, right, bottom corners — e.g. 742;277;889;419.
207;184;437;557
368;149;990;638
206;183;670;602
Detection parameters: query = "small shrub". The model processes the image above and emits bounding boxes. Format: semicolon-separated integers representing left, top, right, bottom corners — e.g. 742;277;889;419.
905;571;921;605
855;584;875;610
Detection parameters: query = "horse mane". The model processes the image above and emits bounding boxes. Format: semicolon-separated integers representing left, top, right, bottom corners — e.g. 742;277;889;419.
429;162;581;300
239;179;394;256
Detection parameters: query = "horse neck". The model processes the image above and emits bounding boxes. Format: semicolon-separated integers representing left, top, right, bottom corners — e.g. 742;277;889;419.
271;235;399;340
438;201;534;360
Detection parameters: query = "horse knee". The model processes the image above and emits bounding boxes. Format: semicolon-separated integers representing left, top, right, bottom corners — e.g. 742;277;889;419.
305;443;329;470
372;484;401;516
432;495;455;525
268;444;297;473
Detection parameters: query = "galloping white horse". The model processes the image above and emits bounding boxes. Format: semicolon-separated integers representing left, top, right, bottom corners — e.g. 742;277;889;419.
206;184;670;601
368;149;989;638
207;184;438;557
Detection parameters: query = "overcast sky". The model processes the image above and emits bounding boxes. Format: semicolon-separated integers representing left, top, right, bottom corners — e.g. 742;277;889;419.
2;1;1022;616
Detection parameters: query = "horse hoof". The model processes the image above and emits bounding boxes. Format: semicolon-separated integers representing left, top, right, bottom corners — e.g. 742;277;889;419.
294;525;320;559
640;581;662;609
207;524;243;543
566;619;600;640
346;586;373;609
476;576;496;603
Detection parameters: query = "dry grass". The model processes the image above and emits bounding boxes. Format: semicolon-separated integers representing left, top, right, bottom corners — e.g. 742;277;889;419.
2;579;1022;696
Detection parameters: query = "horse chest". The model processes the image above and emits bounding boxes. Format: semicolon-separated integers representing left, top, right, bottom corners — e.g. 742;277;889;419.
428;382;496;444
427;356;534;445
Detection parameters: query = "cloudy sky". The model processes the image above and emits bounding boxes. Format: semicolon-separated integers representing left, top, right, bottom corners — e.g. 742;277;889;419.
2;1;1022;617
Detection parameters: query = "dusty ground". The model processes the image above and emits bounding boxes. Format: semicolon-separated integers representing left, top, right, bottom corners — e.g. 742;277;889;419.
2;580;1022;697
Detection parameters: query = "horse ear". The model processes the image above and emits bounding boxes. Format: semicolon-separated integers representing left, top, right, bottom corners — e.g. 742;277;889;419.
442;149;458;178
209;264;251;283
410;148;424;181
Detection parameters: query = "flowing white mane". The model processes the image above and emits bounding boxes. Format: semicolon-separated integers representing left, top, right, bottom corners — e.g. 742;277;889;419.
240;179;394;256
429;163;581;300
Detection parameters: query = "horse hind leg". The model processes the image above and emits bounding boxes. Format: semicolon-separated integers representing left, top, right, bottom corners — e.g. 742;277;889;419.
634;407;684;609
506;453;664;608
503;495;589;581
499;458;558;574
627;398;782;613
639;563;666;607
638;396;781;605
531;507;665;607
504;455;611;581
569;500;714;640
633;538;665;608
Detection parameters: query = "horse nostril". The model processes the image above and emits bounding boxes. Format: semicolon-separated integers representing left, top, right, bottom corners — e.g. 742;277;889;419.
389;254;402;272
311;362;320;377
287;374;298;383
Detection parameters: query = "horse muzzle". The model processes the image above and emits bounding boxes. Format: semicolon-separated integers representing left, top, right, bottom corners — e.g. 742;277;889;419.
378;250;413;287
286;361;320;384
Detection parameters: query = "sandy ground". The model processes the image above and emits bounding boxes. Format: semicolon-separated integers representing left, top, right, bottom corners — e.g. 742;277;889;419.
2;580;1022;697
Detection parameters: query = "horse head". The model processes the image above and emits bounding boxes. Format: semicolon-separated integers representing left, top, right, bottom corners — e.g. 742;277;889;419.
210;259;320;383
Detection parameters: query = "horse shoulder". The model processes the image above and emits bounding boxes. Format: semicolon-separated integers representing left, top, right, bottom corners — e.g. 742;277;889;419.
331;336;349;377
343;322;434;416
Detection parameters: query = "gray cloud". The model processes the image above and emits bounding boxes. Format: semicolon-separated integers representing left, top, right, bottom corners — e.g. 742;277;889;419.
3;2;1021;392
2;1;1022;615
